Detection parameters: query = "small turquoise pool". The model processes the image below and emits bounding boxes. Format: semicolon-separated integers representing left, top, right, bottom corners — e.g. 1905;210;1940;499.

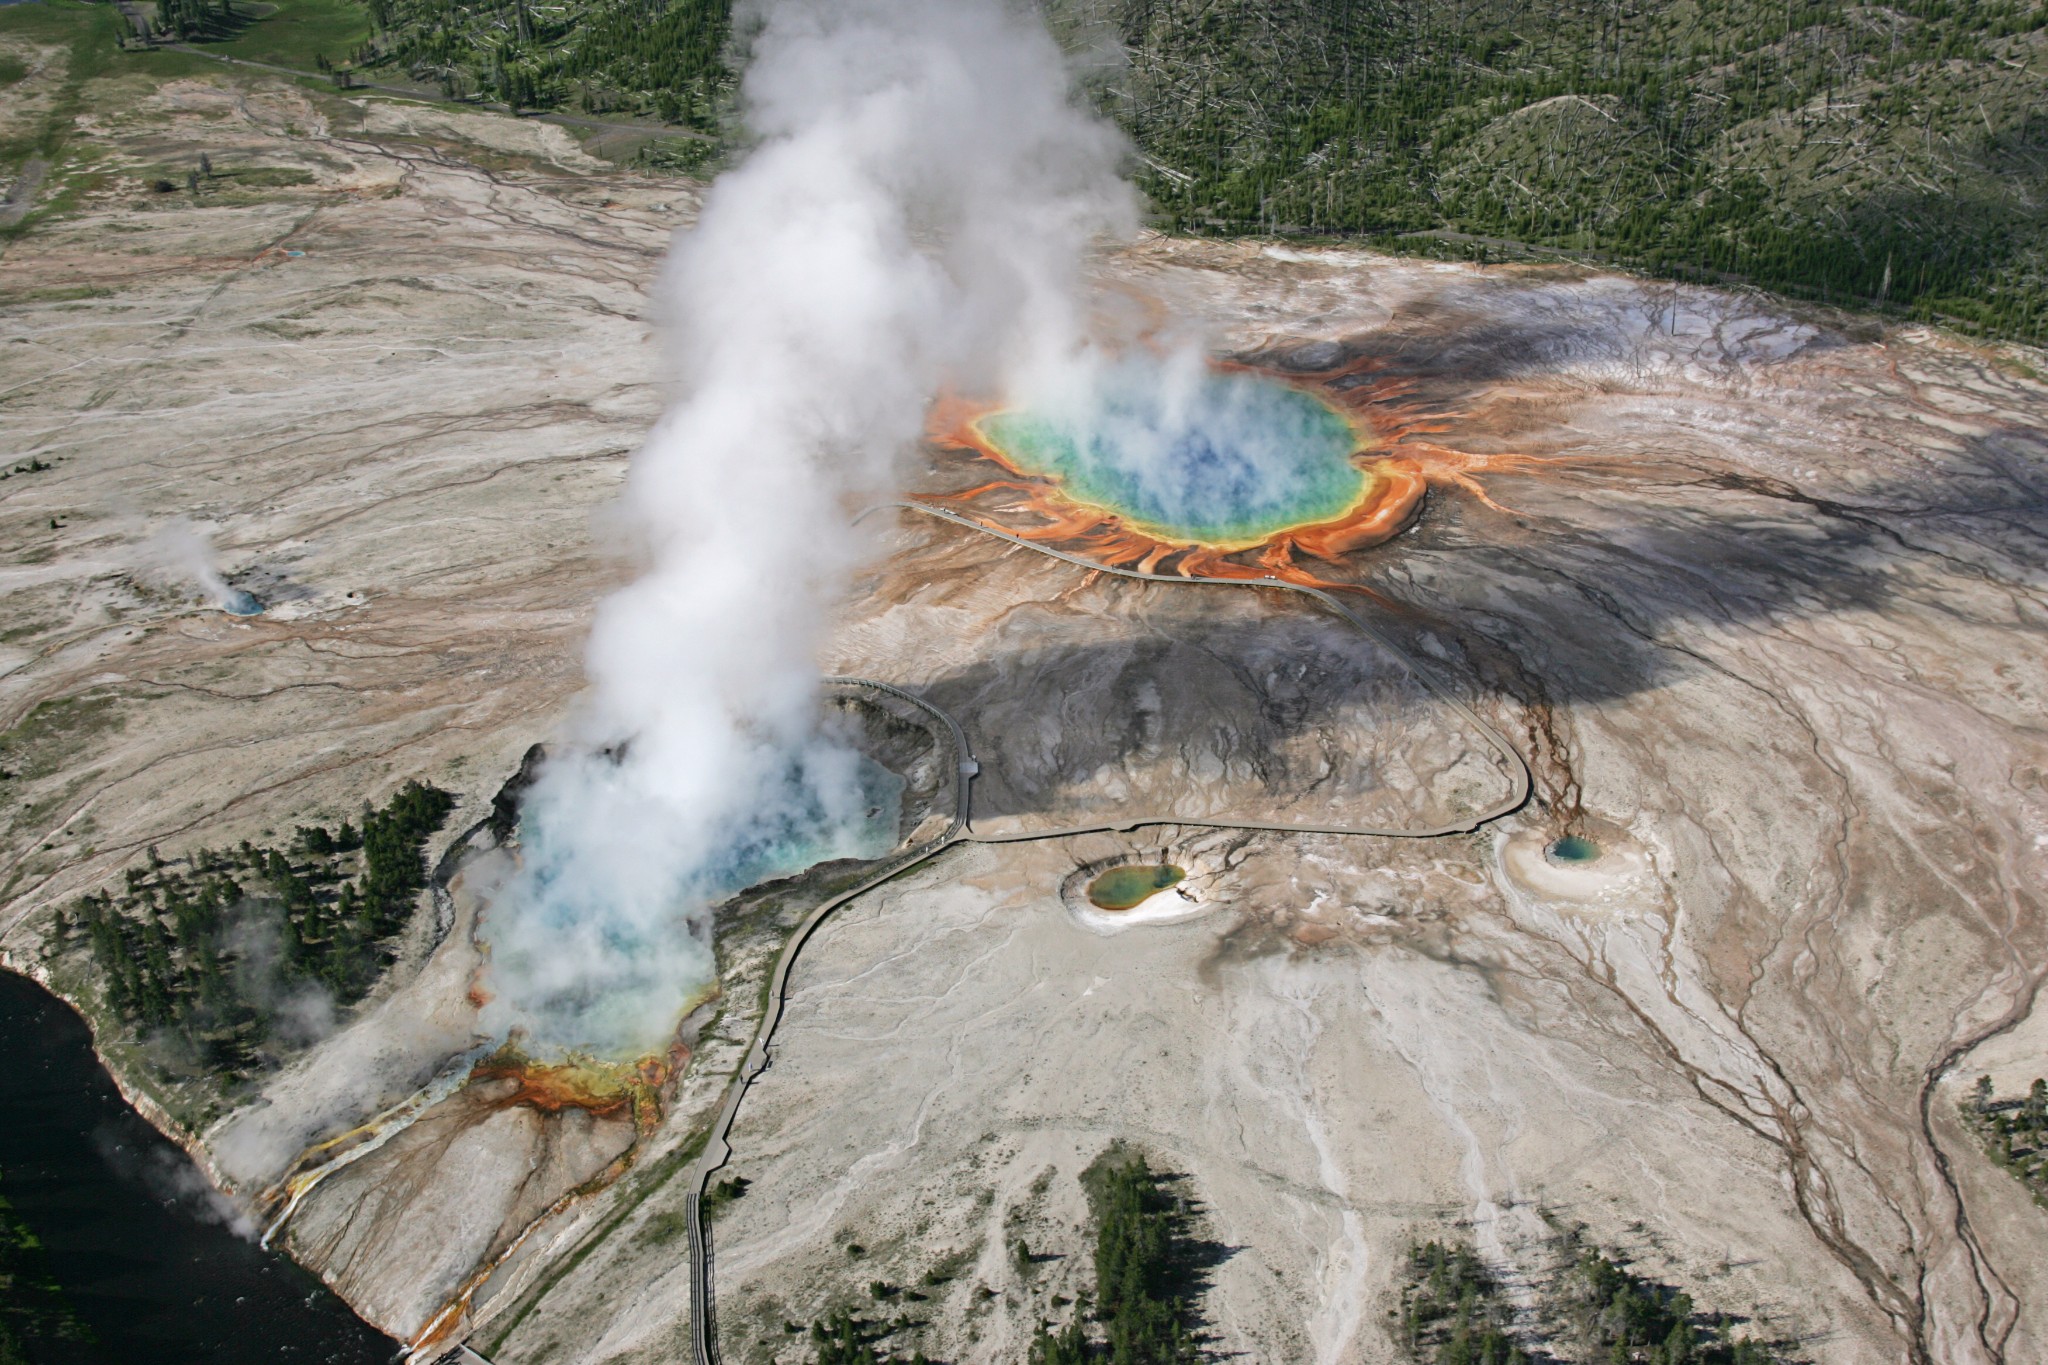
981;360;1365;547
1547;835;1600;864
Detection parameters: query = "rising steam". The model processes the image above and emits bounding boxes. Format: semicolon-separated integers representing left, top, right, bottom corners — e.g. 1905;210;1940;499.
139;520;260;615
484;0;1135;1055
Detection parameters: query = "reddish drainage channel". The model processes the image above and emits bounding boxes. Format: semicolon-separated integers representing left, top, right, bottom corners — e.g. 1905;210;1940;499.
0;969;396;1365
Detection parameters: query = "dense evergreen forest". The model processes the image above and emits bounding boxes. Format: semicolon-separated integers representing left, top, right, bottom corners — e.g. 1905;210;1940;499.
53;781;455;1080
295;0;2048;343
1398;1228;1788;1364
353;0;730;125
1109;0;2048;341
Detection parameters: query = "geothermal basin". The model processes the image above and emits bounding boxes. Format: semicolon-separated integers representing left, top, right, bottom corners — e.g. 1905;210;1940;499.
978;362;1369;548
937;356;1427;575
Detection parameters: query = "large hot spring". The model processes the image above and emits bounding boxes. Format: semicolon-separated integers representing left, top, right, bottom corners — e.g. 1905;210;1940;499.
979;358;1367;548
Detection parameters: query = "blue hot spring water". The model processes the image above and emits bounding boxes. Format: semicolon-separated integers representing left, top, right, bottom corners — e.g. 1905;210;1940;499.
1547;834;1601;864
980;360;1365;546
504;754;906;1053
698;754;905;893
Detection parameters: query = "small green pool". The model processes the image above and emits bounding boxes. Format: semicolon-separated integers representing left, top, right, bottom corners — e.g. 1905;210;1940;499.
981;359;1365;547
1087;863;1187;911
1547;835;1601;864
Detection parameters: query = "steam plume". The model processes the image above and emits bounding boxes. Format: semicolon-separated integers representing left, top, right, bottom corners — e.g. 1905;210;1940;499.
140;520;260;615
485;0;1135;1055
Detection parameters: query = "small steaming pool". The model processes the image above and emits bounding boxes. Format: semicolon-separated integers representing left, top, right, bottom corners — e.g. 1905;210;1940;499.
979;361;1367;547
1087;863;1186;911
222;590;262;616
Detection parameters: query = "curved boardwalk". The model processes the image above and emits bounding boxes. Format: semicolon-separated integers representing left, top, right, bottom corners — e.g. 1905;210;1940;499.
613;503;1527;1365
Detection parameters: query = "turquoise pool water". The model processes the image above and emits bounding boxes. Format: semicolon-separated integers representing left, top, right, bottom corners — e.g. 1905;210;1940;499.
1548;835;1601;863
500;753;905;1055
982;361;1365;546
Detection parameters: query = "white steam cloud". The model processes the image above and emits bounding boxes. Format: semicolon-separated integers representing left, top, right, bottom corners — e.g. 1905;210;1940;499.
483;0;1136;1055
93;1125;260;1240
139;519;260;615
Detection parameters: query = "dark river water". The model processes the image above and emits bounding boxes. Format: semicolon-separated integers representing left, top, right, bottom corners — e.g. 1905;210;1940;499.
0;969;398;1364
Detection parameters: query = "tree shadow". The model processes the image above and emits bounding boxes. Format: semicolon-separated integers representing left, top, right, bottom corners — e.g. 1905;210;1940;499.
1231;314;2048;710
1146;1170;1239;1336
882;278;2048;842
1360;417;2048;710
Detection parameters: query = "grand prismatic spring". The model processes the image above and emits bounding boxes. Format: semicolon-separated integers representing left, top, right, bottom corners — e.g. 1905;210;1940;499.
930;357;1436;583
980;362;1370;548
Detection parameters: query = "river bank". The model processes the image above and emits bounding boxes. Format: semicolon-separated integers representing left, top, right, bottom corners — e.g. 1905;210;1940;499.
0;968;398;1363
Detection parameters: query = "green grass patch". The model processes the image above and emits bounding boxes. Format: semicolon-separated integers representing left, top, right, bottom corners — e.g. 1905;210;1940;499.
0;1;121;167
0;613;66;646
0;696;123;783
9;158;114;233
216;164;314;186
131;162;316;191
207;0;369;73
0;2;209;235
0;52;29;86
0;0;120;72
638;1208;690;1247
0;0;336;235
1994;351;2045;383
